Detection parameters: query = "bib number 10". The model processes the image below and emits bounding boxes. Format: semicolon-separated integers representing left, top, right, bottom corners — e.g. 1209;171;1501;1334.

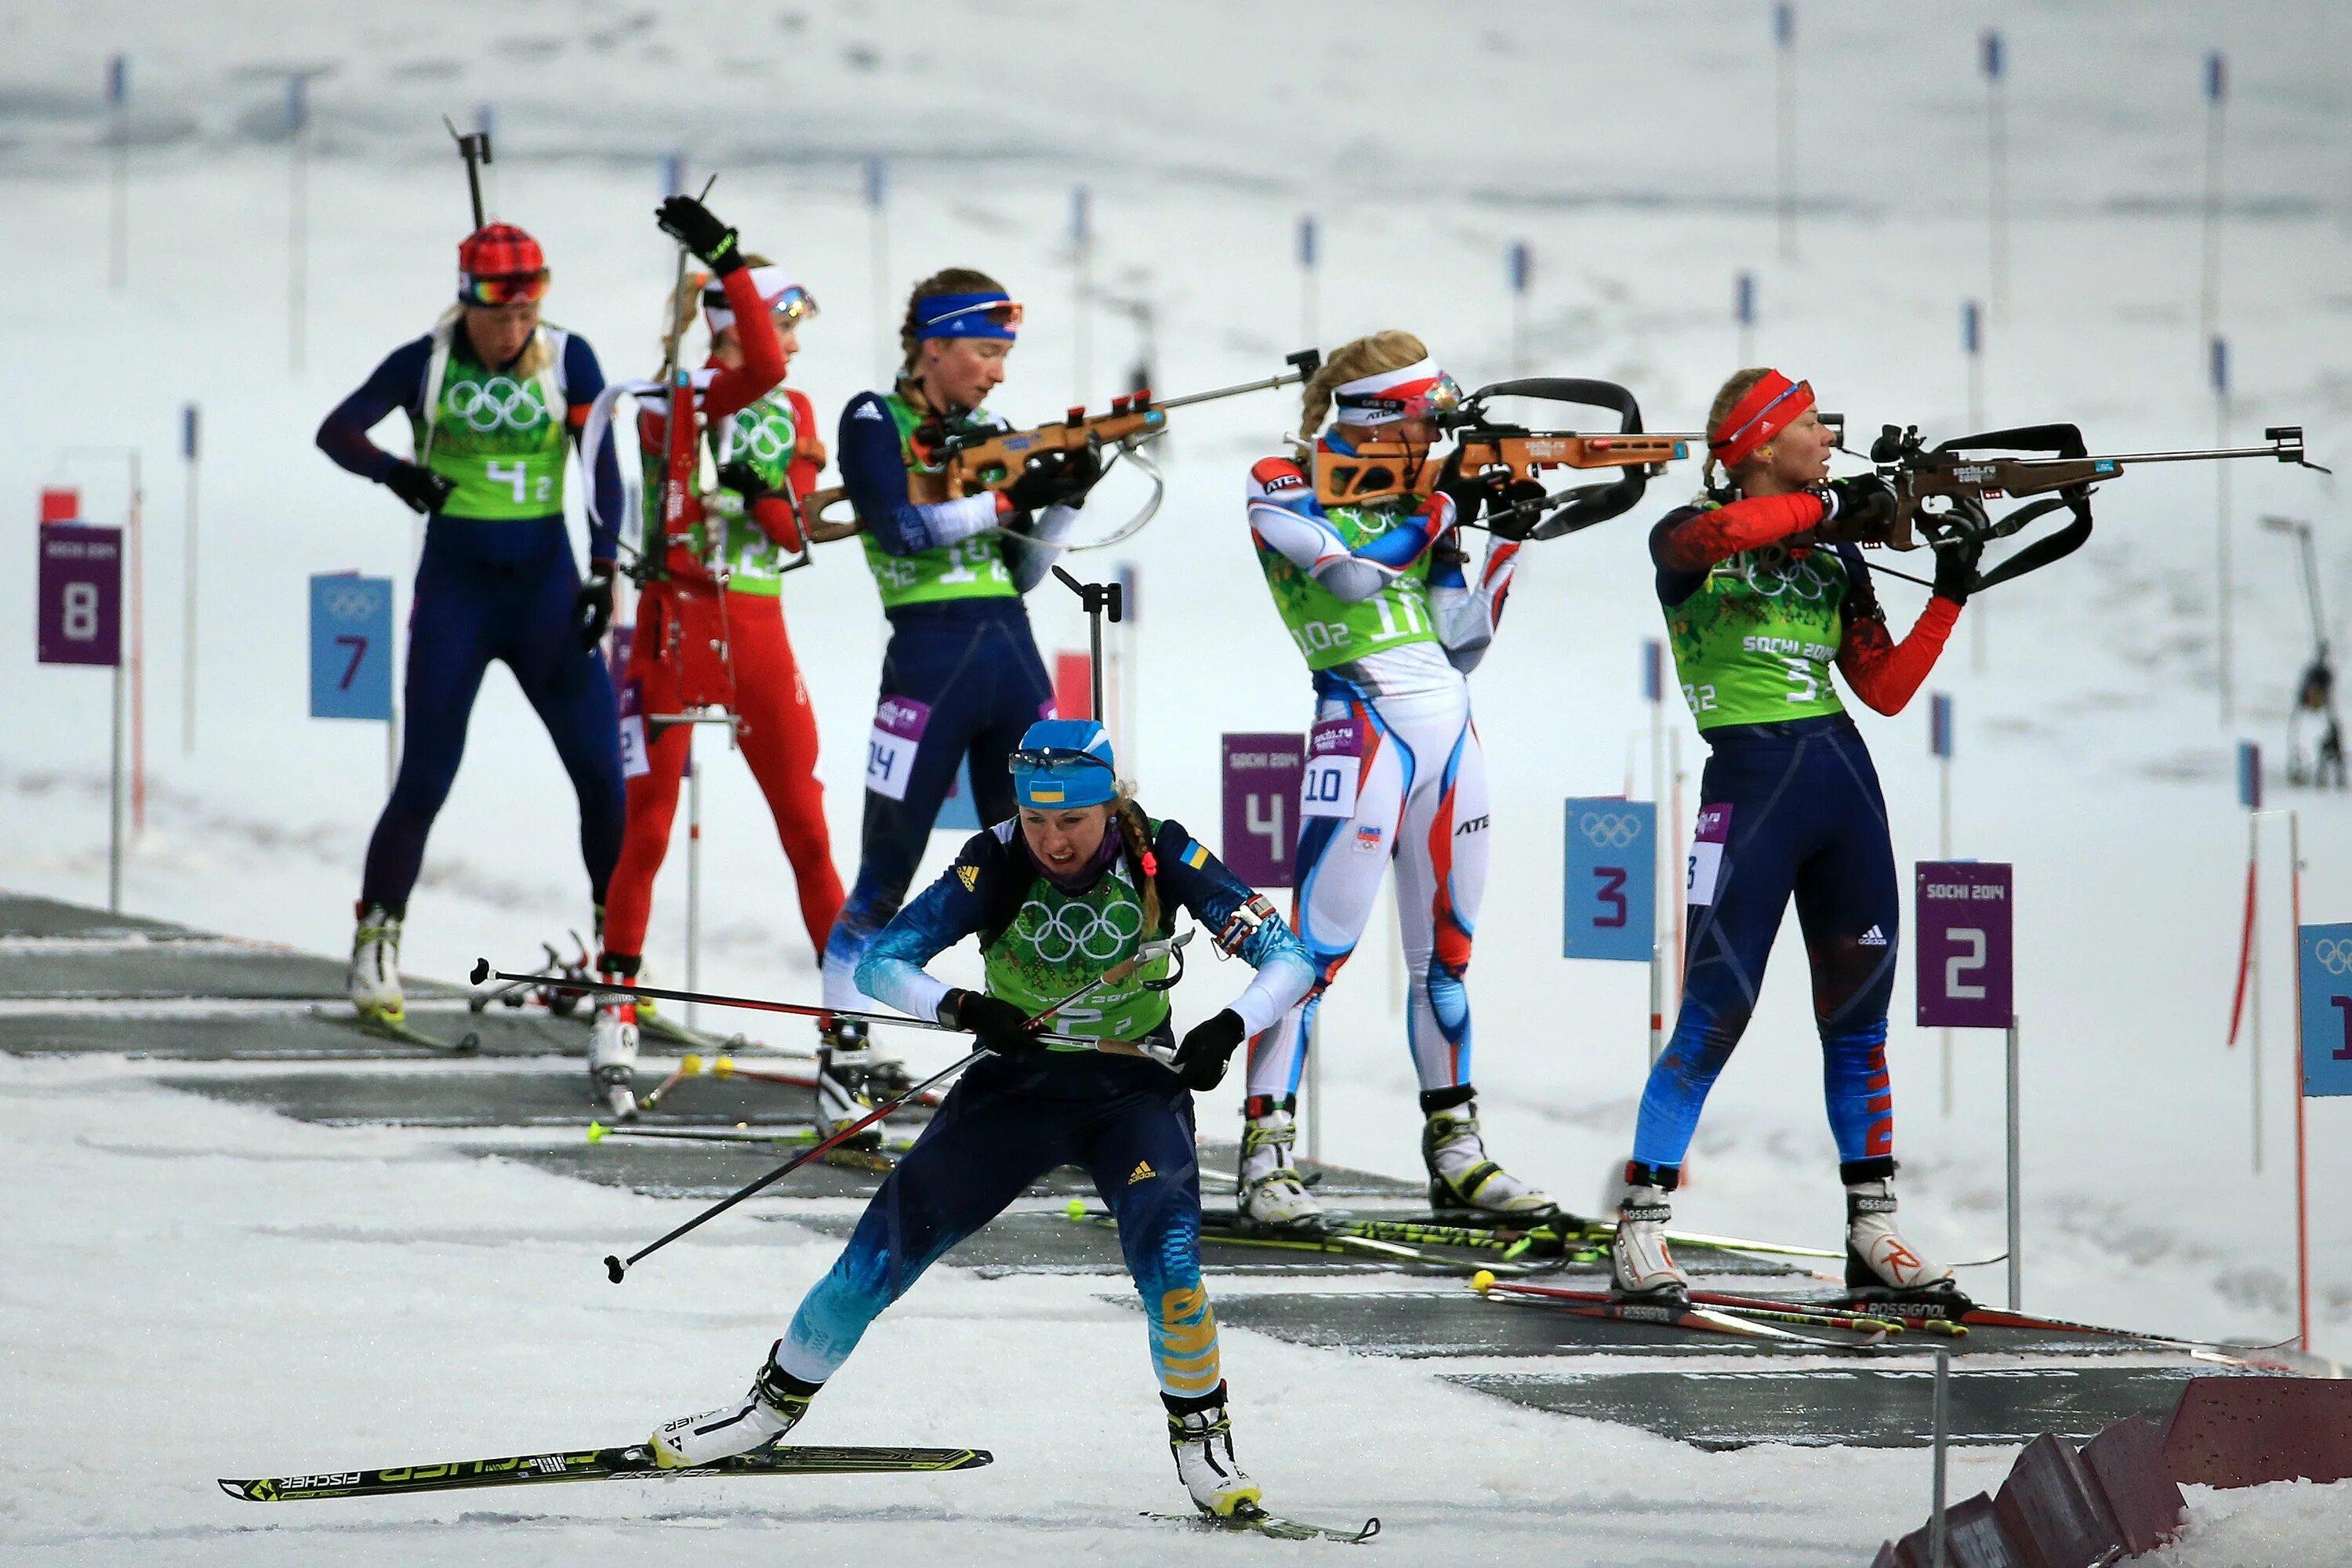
485;459;554;506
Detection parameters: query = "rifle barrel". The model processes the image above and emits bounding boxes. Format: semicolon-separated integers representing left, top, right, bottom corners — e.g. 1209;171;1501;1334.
2079;442;2302;466
1150;365;1317;412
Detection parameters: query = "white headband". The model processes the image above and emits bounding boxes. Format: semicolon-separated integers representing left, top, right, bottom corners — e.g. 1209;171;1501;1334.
1330;357;1446;426
703;265;797;332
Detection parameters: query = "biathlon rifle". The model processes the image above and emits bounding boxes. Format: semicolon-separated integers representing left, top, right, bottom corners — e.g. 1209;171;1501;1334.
804;350;1323;548
1834;419;2326;593
1315;377;1702;541
441;115;492;229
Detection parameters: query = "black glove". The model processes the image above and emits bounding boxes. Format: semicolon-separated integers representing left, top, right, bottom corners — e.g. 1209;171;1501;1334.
1483;478;1552;543
1817;475;1899;540
939;988;1041;1056
1171;1009;1247;1092
1432;449;1489;526
655;195;744;276
384;460;456;516
717;460;782;505
573;565;615;649
1002;448;1094;513
1932;532;1985;606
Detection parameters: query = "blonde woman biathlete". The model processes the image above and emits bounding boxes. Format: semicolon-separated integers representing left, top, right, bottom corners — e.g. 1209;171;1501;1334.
1236;332;1554;1227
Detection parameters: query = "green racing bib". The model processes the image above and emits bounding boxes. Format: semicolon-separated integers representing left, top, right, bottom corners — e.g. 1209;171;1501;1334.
1254;497;1439;672
1666;540;1854;730
981;855;1172;1045
416;347;568;521
860;393;1018;610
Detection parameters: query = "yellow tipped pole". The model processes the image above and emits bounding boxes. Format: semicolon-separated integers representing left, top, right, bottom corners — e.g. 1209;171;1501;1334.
1469;1269;1497;1294
713;1056;736;1078
586;1121;608;1144
681;1053;703;1076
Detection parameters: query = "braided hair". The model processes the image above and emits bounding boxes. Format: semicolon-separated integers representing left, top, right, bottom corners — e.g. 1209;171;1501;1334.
1700;367;1776;494
1291;330;1428;458
1111;786;1164;935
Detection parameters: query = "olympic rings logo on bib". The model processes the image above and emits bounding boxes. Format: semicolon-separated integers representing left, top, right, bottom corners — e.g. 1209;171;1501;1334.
731;409;795;463
1740;551;1833;601
445;376;550;434
1577;812;1642;849
2316;938;2352;975
1018;897;1143;964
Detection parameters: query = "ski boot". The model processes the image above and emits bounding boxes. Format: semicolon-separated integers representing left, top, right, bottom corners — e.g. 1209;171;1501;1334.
348;903;405;1024
1421;1089;1556;1221
1610;1163;1688;1299
1165;1382;1261;1519
815;1018;913;1145
589;985;641;1120
650;1340;822;1468
1843;1171;1973;1308
1236;1096;1321;1229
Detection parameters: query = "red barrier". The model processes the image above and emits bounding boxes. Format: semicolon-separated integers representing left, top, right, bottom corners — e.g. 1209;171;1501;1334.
2163;1376;2352;1489
2081;1414;2187;1554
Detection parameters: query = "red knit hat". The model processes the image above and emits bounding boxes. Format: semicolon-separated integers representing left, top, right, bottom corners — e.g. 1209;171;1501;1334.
456;223;549;304
1708;370;1814;470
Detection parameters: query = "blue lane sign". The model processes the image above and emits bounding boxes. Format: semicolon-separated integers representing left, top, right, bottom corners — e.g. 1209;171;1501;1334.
310;573;394;720
1563;797;1654;961
2298;923;2352;1098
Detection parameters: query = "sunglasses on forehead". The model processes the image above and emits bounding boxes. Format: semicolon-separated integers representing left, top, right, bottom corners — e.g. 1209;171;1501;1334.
919;299;1025;332
1011;746;1113;773
460;270;550;307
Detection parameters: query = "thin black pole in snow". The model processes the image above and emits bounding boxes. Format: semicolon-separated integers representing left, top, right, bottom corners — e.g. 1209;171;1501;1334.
1735;270;1755;365
2216;334;2234;724
2201;52;2227;365
867;157;891;386
1054;566;1123;723
1072;185;1091;408
1298;214;1319;353
1508;241;1530;376
107;54;129;291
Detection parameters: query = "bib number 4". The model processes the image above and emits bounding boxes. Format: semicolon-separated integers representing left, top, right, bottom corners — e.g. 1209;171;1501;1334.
485;459;554;506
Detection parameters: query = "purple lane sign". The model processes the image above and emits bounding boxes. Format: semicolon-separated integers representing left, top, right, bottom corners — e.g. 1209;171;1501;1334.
1916;861;2013;1029
1221;732;1305;889
37;524;124;667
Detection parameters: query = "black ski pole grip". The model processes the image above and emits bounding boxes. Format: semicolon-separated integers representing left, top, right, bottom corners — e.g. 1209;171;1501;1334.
605;1254;627;1284
470;957;491;985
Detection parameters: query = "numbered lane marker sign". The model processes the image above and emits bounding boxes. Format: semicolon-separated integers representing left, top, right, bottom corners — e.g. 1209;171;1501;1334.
1221;732;1305;890
2297;923;2352;1098
1915;860;2013;1029
1563;797;1655;962
37;524;124;667
307;573;394;721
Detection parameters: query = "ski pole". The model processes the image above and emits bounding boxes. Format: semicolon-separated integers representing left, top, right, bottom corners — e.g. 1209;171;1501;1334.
600;935;1189;1281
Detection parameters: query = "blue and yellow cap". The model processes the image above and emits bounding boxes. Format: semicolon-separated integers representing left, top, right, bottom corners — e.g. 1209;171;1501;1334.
1010;718;1116;808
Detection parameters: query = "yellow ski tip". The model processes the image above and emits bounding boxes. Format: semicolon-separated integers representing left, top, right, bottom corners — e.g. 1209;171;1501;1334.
1064;1198;1087;1221
681;1054;702;1075
1470;1269;1497;1294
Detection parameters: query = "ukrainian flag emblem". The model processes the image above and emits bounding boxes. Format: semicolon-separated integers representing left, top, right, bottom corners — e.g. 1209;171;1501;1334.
1182;840;1209;869
1031;785;1065;804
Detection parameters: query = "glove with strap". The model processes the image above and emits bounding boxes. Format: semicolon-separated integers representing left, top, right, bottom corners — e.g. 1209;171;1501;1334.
1000;446;1100;514
1170;1009;1247;1091
572;564;615;648
938;988;1042;1057
655;195;745;276
1431;448;1490;526
385;460;457;516
1930;498;1989;605
1483;477;1552;543
1809;475;1899;543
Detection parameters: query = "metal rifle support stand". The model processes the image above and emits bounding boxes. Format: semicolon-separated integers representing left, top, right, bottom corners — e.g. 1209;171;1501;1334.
1053;566;1123;723
686;751;702;1031
110;655;125;913
445;115;492;230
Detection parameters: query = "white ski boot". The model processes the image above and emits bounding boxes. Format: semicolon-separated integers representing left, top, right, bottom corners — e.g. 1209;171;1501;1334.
650;1341;821;1468
1166;1385;1261;1519
1237;1100;1322;1228
1844;1177;1970;1305
1422;1096;1556;1219
816;1019;911;1145
348;904;405;1023
1610;1177;1688;1299
589;989;640;1120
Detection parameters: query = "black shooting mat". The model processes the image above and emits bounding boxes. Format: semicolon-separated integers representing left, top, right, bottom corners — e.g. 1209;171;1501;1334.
0;891;199;940
0;1006;577;1060
153;1061;860;1128
1443;1361;2256;1450
1209;1290;2158;1361
0;939;464;1002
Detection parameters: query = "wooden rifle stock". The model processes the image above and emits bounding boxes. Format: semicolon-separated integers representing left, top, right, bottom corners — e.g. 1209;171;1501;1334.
1314;431;1700;508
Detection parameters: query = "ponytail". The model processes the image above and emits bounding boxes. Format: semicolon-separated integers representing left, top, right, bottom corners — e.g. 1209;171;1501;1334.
1701;367;1776;493
1112;787;1163;936
1292;330;1429;458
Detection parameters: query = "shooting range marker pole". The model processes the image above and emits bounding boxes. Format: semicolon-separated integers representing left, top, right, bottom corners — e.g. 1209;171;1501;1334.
1773;2;1796;262
1221;733;1308;1150
1072;185;1091;410
2288;816;2311;1354
1962;305;1987;673
686;751;702;1032
288;74;309;375
1735;270;1755;367
1645;641;1668;1064
1983;29;2007;324
1508;242;1530;377
107;54;129;291
181;404;198;752
129;451;145;833
1298;216;1319;351
2214;336;2234;724
2231;743;2266;1171
1917;860;2017;1306
866;157;891;387
2200;53;2227;365
1932;693;1955;1116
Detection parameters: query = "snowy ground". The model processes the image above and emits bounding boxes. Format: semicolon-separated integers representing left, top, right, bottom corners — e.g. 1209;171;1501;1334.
6;2;2352;1562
